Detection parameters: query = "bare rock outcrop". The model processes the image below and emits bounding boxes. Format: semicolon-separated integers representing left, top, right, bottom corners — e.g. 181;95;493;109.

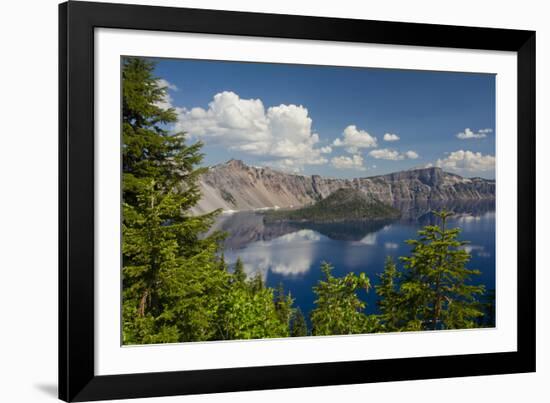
191;159;495;214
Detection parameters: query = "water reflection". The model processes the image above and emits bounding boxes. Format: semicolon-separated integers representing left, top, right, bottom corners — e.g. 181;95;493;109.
224;229;323;280
213;199;495;249
214;200;496;316
404;200;495;226
297;220;392;242
461;244;491;258
209;212;296;250
356;233;378;246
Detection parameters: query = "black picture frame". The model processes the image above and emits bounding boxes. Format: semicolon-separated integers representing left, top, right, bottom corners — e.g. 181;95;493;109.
59;1;536;401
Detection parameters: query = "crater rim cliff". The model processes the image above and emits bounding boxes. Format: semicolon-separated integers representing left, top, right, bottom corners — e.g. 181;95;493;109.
191;159;495;215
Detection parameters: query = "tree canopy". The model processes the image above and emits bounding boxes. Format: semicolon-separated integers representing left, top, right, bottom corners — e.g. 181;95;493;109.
122;57;292;344
311;262;378;335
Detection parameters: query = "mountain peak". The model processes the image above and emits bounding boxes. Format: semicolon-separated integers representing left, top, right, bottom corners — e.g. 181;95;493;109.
373;165;446;187
407;166;443;173
195;159;495;214
225;159;247;168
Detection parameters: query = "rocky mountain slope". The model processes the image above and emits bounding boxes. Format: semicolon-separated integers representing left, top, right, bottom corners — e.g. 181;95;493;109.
191;159;495;214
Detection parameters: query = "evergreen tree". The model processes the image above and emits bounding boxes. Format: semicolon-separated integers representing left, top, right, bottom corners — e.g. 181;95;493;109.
232;257;247;285
274;283;294;331
121;57;302;343
375;256;403;332
311;262;377;335
218;252;227;270
290;307;308;337
216;284;290;340
216;274;292;340
477;288;496;328
121;57;226;344
249;272;265;294
398;210;485;330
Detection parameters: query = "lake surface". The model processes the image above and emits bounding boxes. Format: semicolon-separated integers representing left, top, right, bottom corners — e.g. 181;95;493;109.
211;201;496;319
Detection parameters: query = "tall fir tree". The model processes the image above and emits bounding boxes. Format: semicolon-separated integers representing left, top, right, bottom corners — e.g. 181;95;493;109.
274;282;294;332
121;57;226;344
397;210;485;330
290;307;308;337
121;57;295;343
232;257;247;285
375;256;403;332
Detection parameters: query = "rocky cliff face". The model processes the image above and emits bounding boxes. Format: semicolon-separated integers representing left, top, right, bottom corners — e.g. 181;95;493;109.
191;159;495;214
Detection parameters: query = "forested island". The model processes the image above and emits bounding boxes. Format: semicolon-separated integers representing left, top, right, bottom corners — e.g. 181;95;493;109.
264;188;401;223
121;57;494;345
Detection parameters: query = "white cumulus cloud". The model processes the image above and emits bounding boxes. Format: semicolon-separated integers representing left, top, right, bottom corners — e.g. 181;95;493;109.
369;148;419;160
456;128;492;139
154;79;178;110
383;133;400;142
435;150;495;172
404;150;419;159
369;149;402;160
157;78;178;91
174;91;328;168
332;125;377;154
330;154;365;170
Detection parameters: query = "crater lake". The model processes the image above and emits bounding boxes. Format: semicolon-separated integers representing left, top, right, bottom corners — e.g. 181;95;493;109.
210;201;496;322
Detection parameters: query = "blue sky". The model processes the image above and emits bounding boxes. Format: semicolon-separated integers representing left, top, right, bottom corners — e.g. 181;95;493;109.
151;57;496;179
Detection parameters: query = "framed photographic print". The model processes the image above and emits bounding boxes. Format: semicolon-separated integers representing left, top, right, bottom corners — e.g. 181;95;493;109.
59;1;536;401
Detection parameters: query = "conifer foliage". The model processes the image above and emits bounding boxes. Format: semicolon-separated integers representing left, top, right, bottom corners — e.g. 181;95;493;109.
311;262;378;335
121;57;291;344
290;308;308;337
375;211;486;331
121;57;226;343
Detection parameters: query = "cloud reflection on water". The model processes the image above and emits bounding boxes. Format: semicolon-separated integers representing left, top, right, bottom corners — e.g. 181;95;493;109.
218;200;495;285
356;233;377;246
461;244;491;258
225;229;323;281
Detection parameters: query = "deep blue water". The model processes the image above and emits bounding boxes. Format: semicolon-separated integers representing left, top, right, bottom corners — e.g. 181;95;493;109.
212;201;495;319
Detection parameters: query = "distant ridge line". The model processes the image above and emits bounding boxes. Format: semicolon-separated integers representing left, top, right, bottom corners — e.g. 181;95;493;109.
191;159;495;214
215;159;494;182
